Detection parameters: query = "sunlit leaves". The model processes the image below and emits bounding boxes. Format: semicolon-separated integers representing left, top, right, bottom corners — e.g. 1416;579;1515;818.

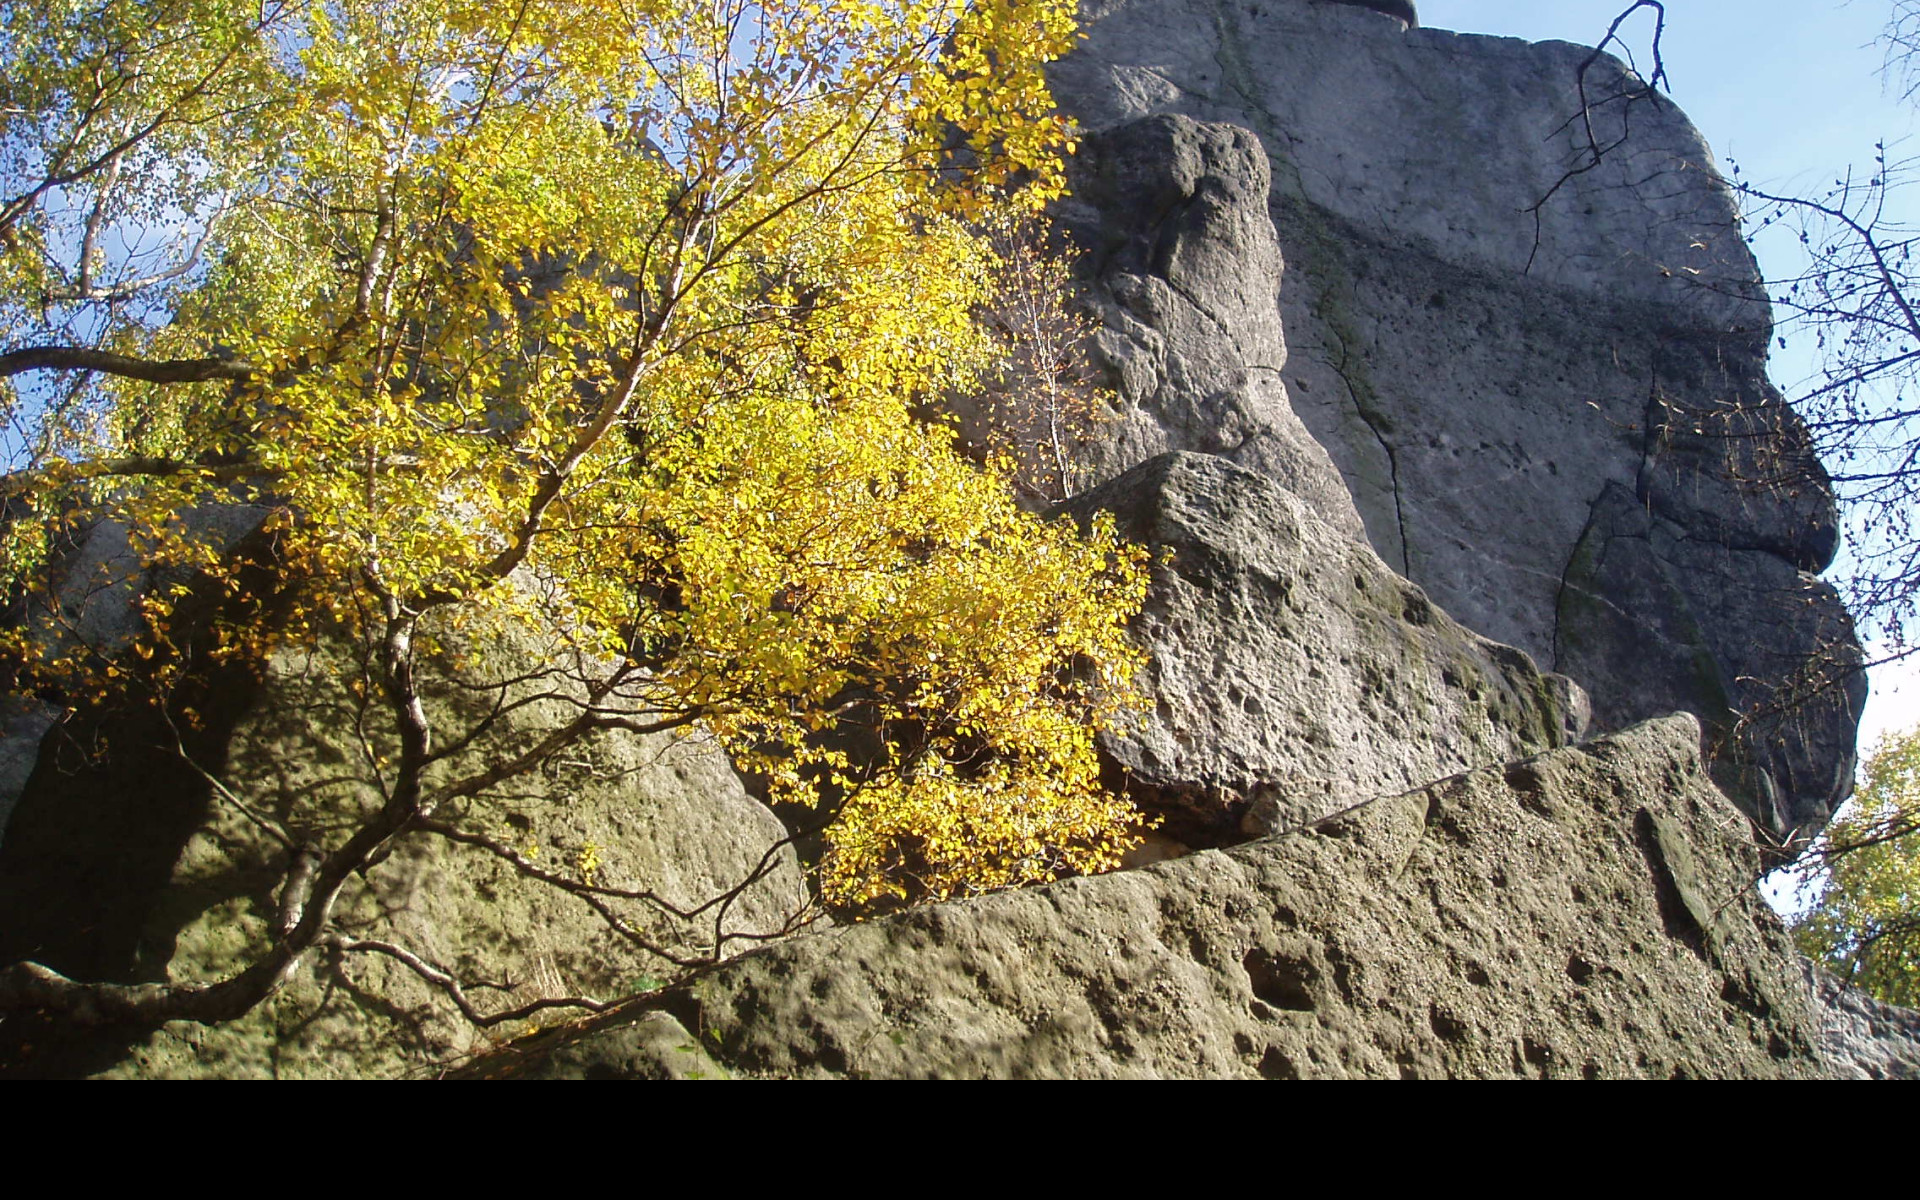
1793;724;1920;1005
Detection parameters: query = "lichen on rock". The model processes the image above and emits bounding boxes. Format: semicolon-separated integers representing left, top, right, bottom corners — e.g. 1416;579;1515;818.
0;609;810;1078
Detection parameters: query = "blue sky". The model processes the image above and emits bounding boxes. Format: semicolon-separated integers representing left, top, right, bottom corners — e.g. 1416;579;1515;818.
1425;1;1920;755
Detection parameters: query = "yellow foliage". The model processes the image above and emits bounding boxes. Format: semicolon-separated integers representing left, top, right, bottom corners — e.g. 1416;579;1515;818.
2;0;1149;911
1793;725;1920;1005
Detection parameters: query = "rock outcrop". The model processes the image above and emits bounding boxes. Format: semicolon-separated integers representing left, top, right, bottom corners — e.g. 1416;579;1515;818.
480;718;1824;1079
1063;451;1585;846
1048;113;1368;538
1048;0;1864;841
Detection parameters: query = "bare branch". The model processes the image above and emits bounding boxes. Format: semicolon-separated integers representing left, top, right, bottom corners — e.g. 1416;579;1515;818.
329;936;614;1027
1524;2;1669;272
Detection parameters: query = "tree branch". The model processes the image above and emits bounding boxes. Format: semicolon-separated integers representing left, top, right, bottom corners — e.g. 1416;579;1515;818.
329;936;614;1027
0;454;279;498
0;346;255;384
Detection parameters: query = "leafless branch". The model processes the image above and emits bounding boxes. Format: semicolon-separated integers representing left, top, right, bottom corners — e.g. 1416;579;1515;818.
329;936;615;1027
1524;2;1669;272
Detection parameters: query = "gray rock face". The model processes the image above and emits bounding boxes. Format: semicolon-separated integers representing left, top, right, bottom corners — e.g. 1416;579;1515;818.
1556;484;1860;837
1808;962;1920;1080
1063;451;1585;845
0;698;55;840
1048;0;1863;839
0;613;810;1078
482;717;1823;1079
1052;114;1366;538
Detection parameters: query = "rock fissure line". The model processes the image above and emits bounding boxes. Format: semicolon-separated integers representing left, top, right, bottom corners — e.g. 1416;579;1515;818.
1320;319;1410;574
1161;272;1250;354
1548;492;1605;678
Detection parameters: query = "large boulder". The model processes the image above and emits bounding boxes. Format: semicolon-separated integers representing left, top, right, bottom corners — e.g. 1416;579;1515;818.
1062;450;1585;846
0;608;810;1078
480;717;1826;1079
1045;0;1864;841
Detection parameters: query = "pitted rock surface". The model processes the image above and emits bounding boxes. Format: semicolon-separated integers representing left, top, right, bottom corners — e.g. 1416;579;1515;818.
1808;962;1920;1080
1062;451;1584;846
479;717;1823;1080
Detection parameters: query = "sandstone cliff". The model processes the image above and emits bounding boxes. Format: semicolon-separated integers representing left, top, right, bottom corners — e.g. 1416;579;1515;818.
0;0;1912;1078
1048;0;1863;843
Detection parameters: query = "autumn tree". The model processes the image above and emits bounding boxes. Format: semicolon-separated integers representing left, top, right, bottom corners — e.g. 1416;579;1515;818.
0;0;1150;1029
1792;724;1920;1005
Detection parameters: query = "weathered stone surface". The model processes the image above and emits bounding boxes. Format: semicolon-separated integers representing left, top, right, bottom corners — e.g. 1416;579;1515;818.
500;1010;729;1081
1808;961;1920;1080
484;717;1823;1079
1063;450;1584;845
0;698;55;840
1556;484;1861;836
1047;113;1366;538
1046;0;1863;837
1053;0;1767;318
0;614;810;1079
